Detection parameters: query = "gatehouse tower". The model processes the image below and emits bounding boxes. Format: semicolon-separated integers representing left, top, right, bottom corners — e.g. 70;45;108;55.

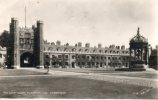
6;18;44;69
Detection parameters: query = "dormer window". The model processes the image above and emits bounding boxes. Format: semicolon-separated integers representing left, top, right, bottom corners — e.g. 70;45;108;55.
99;50;102;53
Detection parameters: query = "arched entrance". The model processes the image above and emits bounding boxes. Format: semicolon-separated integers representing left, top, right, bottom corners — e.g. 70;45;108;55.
20;52;34;67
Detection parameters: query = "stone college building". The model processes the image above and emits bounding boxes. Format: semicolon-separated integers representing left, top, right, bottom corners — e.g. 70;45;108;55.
6;18;150;69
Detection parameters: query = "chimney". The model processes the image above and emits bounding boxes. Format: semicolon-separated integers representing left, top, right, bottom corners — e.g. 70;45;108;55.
118;46;120;49
85;43;90;48
78;42;82;47
56;40;61;45
121;45;125;50
98;43;102;48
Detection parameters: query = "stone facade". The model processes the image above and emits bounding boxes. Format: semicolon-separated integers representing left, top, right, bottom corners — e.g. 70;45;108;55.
6;18;44;69
149;45;158;70
6;18;148;69
0;46;6;67
44;41;130;68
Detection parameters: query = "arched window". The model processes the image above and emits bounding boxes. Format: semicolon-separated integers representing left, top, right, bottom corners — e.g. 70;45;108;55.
57;47;61;51
85;49;89;53
79;49;82;52
64;48;69;52
48;47;53;51
72;48;76;52
93;49;96;53
99;50;102;53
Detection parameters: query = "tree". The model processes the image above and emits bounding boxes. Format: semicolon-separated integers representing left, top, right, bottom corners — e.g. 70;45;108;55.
0;30;10;47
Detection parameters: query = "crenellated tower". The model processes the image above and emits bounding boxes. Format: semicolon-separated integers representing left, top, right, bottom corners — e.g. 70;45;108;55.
6;18;44;68
33;20;44;68
8;18;20;69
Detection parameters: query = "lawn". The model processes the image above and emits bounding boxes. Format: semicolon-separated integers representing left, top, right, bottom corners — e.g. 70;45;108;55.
51;68;158;79
0;69;157;99
0;69;44;76
0;69;158;99
0;76;157;99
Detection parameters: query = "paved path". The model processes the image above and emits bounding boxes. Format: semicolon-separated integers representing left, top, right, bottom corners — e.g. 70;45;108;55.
24;69;158;88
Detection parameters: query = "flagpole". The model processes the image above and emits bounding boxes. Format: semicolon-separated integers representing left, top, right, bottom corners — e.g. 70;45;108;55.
25;6;27;28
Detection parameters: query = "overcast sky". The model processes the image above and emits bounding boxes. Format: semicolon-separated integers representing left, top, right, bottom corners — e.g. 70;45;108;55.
0;0;158;48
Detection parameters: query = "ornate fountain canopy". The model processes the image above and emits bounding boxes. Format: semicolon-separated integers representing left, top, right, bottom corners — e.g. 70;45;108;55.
130;27;148;43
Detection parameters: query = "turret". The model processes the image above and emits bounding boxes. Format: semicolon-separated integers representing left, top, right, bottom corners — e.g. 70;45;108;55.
9;17;20;69
34;20;44;68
